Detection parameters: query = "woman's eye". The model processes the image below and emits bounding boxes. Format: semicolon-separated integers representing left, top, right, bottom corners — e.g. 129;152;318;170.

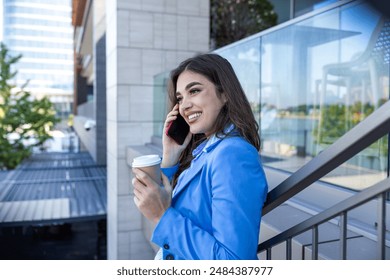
189;88;200;95
176;96;183;104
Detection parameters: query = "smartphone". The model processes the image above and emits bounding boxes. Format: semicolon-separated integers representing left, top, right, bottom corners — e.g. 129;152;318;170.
166;113;189;145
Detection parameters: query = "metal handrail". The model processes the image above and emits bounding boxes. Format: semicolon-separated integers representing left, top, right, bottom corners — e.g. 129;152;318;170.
258;100;390;258
258;176;390;259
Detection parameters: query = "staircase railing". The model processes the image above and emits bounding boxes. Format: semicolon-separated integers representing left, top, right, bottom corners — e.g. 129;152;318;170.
257;100;390;259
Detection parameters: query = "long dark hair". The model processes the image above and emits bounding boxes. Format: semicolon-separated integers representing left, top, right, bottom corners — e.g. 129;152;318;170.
167;53;260;186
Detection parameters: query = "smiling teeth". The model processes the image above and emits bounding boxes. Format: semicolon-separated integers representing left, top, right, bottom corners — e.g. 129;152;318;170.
188;113;201;120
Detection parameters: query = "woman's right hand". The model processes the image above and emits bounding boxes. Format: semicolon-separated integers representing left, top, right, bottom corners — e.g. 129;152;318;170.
162;104;191;167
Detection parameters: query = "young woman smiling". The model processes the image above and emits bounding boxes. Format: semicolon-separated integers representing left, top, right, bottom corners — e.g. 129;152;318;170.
132;53;268;260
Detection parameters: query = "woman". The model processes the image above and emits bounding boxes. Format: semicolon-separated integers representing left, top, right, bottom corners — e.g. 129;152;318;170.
132;53;268;260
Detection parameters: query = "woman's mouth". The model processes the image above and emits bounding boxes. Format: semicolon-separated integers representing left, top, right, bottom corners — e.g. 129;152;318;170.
188;112;202;122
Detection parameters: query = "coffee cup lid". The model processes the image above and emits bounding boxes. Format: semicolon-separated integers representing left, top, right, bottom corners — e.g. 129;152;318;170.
132;154;161;167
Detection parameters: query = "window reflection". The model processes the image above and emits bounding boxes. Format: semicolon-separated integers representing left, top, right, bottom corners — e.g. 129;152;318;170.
218;38;262;126
294;0;338;17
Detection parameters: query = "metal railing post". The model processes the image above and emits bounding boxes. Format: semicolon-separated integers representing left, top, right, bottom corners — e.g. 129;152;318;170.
266;248;272;260
286;238;292;260
312;226;319;260
339;211;347;260
377;193;386;260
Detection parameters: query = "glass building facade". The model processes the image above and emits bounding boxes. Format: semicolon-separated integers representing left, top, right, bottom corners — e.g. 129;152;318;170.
154;0;389;193
2;0;73;119
269;0;340;24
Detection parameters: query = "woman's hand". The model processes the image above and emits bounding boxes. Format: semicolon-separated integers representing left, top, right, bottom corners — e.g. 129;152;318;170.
132;168;173;226
162;104;192;167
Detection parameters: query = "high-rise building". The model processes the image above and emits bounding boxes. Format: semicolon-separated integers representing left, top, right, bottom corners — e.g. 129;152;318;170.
2;0;73;119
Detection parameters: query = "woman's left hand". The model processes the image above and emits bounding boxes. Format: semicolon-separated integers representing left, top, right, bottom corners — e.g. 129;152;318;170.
132;168;172;226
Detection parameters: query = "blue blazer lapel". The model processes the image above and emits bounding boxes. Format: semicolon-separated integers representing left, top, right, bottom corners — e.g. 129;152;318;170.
172;154;207;202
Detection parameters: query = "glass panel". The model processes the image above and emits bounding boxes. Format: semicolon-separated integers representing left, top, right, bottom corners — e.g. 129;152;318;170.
217;38;262;128
295;0;338;17
260;0;389;190
261;11;329;168
314;2;389;190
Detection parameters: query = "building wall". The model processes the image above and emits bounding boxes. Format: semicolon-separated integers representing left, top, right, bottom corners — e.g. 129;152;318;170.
73;0;106;165
105;0;210;259
3;0;74;118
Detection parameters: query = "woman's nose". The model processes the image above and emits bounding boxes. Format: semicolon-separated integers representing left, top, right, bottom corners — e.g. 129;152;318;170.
180;96;192;111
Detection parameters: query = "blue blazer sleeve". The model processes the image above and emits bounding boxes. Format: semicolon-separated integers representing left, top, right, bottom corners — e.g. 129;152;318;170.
152;137;268;259
161;164;179;182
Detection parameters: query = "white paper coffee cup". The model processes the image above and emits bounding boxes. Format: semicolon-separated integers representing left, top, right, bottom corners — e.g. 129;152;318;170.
132;154;162;185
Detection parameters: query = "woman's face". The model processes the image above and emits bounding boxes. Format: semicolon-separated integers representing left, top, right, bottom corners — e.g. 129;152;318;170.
176;70;226;138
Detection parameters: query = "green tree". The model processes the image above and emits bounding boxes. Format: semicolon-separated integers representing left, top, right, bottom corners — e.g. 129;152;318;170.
314;101;388;158
315;104;348;145
0;43;59;170
210;0;278;49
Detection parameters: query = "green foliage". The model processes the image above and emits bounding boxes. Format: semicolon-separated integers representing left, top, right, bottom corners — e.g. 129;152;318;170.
0;43;60;169
211;0;278;49
316;104;348;144
314;101;388;157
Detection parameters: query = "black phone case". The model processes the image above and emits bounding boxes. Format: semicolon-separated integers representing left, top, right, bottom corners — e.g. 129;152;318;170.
166;114;189;145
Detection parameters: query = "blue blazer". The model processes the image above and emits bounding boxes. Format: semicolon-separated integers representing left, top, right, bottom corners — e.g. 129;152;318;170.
152;133;268;260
